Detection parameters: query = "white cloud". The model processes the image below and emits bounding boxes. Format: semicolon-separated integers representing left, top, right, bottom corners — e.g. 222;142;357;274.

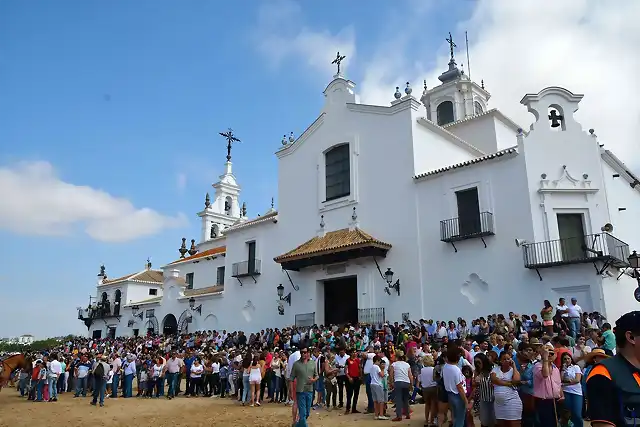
254;0;356;77
255;0;640;169
0;161;188;242
365;0;640;168
176;172;187;192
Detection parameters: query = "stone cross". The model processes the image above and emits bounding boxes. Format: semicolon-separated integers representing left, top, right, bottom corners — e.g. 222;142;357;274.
332;52;346;75
548;110;564;128
219;128;240;161
446;32;457;60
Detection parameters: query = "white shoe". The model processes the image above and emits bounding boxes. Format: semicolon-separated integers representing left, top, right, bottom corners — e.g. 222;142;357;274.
378;415;390;420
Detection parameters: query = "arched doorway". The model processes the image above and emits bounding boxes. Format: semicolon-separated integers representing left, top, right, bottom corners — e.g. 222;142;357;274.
162;314;178;336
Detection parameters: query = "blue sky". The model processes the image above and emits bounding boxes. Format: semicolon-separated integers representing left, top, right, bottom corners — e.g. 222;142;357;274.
1;0;637;337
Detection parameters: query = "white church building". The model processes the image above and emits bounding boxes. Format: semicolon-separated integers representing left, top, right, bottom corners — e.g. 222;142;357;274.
78;46;640;339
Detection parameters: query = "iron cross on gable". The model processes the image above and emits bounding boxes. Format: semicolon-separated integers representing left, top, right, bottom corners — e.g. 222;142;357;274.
219;128;241;161
446;32;456;59
332;52;346;75
548;110;564;128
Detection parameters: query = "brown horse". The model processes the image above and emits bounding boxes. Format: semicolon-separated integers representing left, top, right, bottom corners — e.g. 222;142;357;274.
0;354;27;392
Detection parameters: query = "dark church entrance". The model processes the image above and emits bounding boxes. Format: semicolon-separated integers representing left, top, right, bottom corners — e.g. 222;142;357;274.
324;276;358;326
162;314;178;336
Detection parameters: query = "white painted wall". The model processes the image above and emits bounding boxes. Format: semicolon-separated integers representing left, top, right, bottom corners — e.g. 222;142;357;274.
83;81;640;337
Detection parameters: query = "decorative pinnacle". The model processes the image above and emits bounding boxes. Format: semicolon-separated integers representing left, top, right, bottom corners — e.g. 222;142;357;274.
404;82;412;96
271;197;274;209
351;206;358;221
394;87;402;100
188;239;198;256
289;132;295;143
241;202;247;217
320;215;325;228
481;79;485;90
281;134;287;146
204;192;211;208
146;258;152;270
179;237;188;259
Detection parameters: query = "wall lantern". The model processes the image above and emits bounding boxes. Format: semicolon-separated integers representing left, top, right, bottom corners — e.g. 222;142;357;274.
629;250;640;270
188;297;202;315
384;267;401;296
277;284;291;316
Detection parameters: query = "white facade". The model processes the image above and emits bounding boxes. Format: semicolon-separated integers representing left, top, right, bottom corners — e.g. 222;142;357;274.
81;55;640;338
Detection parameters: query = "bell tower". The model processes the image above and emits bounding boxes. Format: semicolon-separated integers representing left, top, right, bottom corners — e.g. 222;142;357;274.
197;129;243;243
420;32;491;125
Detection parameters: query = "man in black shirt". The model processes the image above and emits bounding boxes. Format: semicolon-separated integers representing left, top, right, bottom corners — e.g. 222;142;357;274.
586;311;640;427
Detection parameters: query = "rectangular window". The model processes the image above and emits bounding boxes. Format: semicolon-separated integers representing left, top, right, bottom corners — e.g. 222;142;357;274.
185;273;194;290
325;144;350;201
557;213;586;261
148;288;158;296
247;241;256;273
217;266;225;285
145;309;154;318
456;187;481;236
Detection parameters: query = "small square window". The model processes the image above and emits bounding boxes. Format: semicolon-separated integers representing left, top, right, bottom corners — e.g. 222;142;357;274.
149;289;158;296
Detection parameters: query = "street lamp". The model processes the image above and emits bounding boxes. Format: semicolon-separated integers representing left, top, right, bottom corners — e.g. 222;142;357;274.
383;267;400;296
385;268;394;285
277;284;292;306
188;297;202;315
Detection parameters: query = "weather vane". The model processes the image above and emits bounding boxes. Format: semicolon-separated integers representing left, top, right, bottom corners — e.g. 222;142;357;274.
219;128;241;161
331;52;346;75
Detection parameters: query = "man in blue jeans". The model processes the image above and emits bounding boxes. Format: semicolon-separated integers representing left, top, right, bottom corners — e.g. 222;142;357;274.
165;351;183;399
290;347;318;427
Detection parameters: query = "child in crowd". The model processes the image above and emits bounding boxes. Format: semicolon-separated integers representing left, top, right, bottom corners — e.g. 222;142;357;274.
106;366;114;398
219;362;229;398
461;365;474;427
139;367;149;398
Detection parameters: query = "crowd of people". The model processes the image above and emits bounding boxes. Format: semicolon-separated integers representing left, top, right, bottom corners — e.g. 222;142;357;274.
3;296;637;427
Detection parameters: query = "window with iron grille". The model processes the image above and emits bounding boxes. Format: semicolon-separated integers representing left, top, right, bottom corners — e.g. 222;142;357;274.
185;273;194;290
325;144;350;201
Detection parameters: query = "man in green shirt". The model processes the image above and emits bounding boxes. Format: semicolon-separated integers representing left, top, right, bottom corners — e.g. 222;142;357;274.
290;346;318;427
602;323;616;353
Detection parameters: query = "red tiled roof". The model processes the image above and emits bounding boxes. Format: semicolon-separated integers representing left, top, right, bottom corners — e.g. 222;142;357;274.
168;246;226;265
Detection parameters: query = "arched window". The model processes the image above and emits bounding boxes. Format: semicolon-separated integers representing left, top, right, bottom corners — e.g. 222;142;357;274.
114;289;121;316
101;292;107;303
210;224;219;238
224;197;232;215
436;101;455;125
325;144;350;201
474;101;484;115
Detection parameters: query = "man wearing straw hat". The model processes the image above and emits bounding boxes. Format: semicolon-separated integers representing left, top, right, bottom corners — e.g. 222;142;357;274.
586;311;640;427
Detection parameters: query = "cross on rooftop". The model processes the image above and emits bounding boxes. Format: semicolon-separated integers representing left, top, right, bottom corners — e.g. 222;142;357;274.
548;110;564;128
331;52;346;75
219;128;241;161
446;32;457;60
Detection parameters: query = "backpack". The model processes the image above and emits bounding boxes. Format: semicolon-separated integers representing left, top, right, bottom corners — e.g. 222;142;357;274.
94;362;105;378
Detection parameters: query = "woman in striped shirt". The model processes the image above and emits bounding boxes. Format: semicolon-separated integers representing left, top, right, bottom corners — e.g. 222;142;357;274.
471;353;496;426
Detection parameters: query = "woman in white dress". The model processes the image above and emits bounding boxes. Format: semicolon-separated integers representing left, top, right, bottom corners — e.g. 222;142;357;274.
490;351;522;426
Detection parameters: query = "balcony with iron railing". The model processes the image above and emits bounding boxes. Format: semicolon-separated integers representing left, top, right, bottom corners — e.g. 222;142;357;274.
77;300;121;321
523;233;630;271
440;212;495;252
231;259;262;278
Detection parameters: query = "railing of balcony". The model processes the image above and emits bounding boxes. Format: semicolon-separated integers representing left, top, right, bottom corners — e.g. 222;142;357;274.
440;212;495;242
523;233;630;268
231;259;262;277
358;308;386;325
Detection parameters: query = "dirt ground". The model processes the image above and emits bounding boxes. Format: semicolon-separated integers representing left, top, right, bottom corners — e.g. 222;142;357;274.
0;388;424;427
